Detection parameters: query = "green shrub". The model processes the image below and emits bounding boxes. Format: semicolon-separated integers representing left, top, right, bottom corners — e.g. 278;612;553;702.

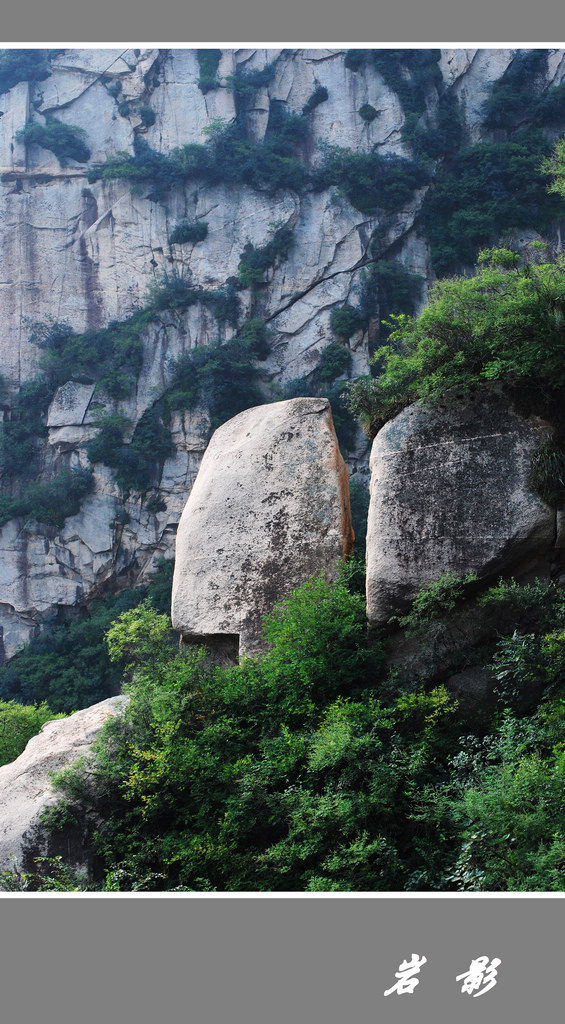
315;147;429;215
139;105;156;127
482;50;548;131
167;320;268;430
87;407;173;494
32;316;146;399
0;559;174;713
318;341;352;383
0;700;65;766
420;130;565;276
302;85;328;115
346;255;565;436
358;103;378;122
0;467;94;529
329;304;363;339
0;49;53;94
91;118;309;199
106;80;122;99
227;61;276;110
117;101;130;117
168;219;208;245
358;260;424;343
197;49;222;93
529;441;565;508
15;118;91;165
237;224;294;288
344;50;367;72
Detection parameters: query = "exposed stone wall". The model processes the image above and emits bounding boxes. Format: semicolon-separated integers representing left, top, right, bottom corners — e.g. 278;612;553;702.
1;47;563;655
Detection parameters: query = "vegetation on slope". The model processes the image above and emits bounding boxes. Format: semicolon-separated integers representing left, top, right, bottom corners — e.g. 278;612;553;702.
5;568;565;892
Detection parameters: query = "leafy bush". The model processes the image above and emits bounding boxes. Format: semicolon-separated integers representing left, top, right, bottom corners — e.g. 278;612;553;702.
0;49;53;94
168;220;208;245
87;406;173;494
302;85;328;115
90;118;309;198
237;224;294;288
138;105;156;128
315;147;429;215
0;378;52;483
358;260;424;343
0;700;65;766
106;80;122;99
419;130;565;275
329;304;364;340
167;319;269;430
10;561;565;891
346;254;565;436
0;467;94;529
482;50;548;131
32;315;146;399
117;101;130;117
16;118;91;165
358;103;378;122
197;49;222;93
227;61;276;110
528;440;565;508
0;560;174;713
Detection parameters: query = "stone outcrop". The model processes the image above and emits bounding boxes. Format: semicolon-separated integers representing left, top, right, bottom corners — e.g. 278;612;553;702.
172;397;354;657
0;48;564;655
366;389;558;626
0;696;127;876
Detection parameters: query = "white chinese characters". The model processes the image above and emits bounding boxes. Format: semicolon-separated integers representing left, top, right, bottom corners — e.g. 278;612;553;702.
383;954;427;996
456;956;501;997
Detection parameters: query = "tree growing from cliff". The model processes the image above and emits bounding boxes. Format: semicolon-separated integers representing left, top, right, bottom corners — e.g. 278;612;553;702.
345;250;565;438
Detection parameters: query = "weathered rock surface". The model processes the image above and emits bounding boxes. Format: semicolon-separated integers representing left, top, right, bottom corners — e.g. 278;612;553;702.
0;696;127;875
0;48;563;655
172;398;354;656
366;389;557;626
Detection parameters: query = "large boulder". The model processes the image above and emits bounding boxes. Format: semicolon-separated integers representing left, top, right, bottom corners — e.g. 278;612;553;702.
172;397;354;657
366;389;557;626
0;696;127;877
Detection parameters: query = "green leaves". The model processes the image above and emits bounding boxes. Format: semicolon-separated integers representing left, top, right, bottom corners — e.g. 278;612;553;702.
346;256;565;436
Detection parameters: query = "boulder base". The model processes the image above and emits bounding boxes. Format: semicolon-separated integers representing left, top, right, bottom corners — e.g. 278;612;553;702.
172;398;354;657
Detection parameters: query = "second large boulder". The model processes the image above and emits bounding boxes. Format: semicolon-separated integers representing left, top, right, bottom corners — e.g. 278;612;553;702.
366;389;557;626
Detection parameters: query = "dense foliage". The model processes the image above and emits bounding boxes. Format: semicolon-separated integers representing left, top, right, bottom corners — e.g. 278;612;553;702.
11;567;562;892
419;131;565;276
197;50;222;94
0;49;54;94
0;559;174;714
0;700;65;767
0;466;94;529
167;317;269;430
237;224;294;288
16;118;91;165
345;251;565;439
168;220;208;245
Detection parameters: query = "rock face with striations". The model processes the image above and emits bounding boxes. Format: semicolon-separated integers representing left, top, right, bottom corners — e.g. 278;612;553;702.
0;696;127;876
1;48;565;656
366;389;558;626
172;398;354;657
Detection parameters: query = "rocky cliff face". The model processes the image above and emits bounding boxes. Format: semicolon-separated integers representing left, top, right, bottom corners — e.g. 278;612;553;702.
1;47;565;657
